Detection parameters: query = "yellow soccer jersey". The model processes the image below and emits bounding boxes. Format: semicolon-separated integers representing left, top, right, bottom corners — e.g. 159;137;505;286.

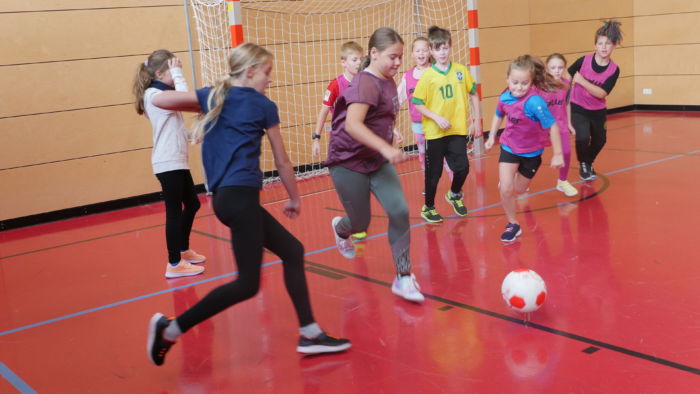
411;62;476;140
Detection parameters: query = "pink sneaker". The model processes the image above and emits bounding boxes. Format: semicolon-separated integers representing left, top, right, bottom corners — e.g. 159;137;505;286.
181;249;206;264
165;260;205;278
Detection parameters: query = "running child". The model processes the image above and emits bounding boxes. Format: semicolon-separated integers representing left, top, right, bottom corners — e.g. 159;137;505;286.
133;50;206;279
541;53;578;197
485;55;565;242
569;20;623;180
325;27;424;303
311;41;363;158
146;43;350;366
412;25;482;223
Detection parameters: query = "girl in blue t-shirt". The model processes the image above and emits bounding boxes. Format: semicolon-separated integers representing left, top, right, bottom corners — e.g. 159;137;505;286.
144;43;350;366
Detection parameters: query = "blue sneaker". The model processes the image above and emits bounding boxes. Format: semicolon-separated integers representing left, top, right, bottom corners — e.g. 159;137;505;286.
500;223;522;242
297;332;351;354
147;313;175;366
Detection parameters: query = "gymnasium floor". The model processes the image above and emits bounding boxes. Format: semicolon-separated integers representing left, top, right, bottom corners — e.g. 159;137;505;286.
1;111;699;393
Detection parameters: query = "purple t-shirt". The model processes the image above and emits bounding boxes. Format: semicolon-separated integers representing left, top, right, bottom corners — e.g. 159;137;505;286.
324;70;399;173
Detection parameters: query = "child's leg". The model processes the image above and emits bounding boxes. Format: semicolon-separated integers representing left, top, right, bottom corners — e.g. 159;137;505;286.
261;207;314;327
572;111;592;164
498;162;521;224
411;122;426;170
369;163;411;275
329;165;372;236
174;187;265;333
179;170;201;252
559;131;572;181
444;135;469;194
424;137;448;207
588;113;607;165
156;170;188;264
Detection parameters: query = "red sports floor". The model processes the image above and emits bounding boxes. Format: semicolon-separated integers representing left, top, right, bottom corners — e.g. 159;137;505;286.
1;111;700;393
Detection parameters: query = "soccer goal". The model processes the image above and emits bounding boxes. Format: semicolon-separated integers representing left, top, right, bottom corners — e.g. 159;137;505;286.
187;0;481;181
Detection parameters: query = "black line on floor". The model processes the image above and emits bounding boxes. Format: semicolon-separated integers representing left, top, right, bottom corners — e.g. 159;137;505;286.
583;346;601;354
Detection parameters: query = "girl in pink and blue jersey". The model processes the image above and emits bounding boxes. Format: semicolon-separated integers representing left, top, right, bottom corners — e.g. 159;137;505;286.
539;53;578;197
569;20;622;181
485;55;565;242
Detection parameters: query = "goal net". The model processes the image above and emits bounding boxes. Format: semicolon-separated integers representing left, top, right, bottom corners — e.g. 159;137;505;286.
189;0;473;181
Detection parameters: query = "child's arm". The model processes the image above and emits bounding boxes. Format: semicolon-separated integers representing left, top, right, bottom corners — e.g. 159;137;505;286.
484;113;502;150
168;58;188;92
548;123;564;168
346;103;404;164
469;93;482;138
396;78;407;107
566;102;576;135
267;124;301;218
572;72;607;99
151;91;201;112
311;105;331;157
415;104;451;130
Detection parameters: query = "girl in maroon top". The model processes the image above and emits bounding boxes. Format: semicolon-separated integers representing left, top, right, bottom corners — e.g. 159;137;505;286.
325;27;424;303
568;20;623;181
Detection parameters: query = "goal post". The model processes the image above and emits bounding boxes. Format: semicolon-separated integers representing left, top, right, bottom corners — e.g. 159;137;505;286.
187;0;482;181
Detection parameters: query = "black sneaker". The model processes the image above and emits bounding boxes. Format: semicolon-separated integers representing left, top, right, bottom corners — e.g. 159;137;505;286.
445;191;468;216
420;205;444;223
500;223;522;242
147;313;176;366
579;162;592;180
296;332;351;354
589;165;597;179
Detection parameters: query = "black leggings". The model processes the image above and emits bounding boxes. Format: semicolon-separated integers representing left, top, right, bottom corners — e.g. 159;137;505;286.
176;186;314;332
572;110;607;165
155;170;201;263
424;135;469;207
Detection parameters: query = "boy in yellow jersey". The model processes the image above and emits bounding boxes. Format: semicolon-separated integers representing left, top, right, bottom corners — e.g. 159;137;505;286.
412;25;482;223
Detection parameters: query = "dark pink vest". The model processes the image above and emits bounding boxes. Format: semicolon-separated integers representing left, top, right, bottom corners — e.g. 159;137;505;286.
498;89;546;154
571;54;617;110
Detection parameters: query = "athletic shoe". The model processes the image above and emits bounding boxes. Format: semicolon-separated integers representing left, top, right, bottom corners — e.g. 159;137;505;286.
147;313;176;366
297;332;352;354
351;232;367;240
165;260;205;279
500;223;522;242
420;205;443;223
445;191;468;216
589;165;597;179
181;249;206;264
556;180;579;197
579;162;593;181
391;273;425;302
331;217;355;259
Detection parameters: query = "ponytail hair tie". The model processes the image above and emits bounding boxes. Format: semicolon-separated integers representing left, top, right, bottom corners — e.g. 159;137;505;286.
144;60;149;67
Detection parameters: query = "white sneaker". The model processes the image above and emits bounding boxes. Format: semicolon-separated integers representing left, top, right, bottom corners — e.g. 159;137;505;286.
331;217;355;259
391;273;425;303
556;180;579;197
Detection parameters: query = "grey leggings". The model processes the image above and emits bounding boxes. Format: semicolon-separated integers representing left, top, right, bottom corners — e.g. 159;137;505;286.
329;162;411;274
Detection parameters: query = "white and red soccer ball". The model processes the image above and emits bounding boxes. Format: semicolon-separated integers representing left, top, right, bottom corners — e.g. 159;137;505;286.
501;269;547;313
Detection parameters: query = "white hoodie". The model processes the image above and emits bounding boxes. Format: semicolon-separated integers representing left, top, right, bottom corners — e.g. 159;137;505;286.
143;67;190;174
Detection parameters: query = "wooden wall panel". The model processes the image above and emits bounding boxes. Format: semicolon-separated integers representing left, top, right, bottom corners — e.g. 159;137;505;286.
635;13;700;45
634;76;700;105
529;0;632;23
0;7;190;65
634;0;700;15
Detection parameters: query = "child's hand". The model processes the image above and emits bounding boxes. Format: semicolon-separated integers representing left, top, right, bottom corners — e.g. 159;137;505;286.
381;146;405;164
471;120;483;138
433;115;451;130
484;138;495;150
572;72;584;85
311;139;321;158
392;129;404;145
550;153;564;168
167;57;182;70
283;199;301;218
568;123;576;136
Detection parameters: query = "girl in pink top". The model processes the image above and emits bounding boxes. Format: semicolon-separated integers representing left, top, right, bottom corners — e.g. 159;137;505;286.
485;55;565;242
568;20;622;181
540;53;578;197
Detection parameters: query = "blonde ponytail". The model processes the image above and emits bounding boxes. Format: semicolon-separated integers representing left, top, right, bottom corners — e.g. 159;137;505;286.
132;49;175;115
191;43;273;142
